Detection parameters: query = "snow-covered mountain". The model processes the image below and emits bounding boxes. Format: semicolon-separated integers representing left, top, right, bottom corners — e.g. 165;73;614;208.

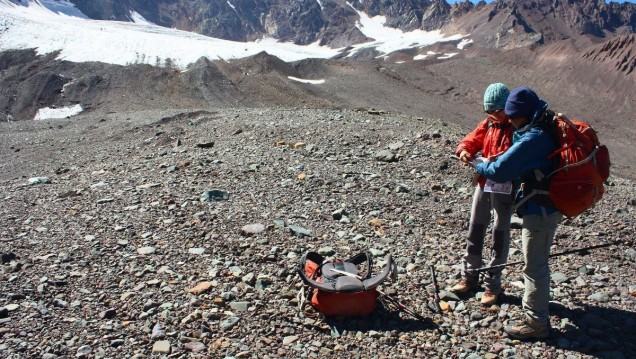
2;0;635;70
51;1;636;46
0;0;469;69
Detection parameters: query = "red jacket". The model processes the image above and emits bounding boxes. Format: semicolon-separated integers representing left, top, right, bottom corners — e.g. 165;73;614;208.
456;115;514;187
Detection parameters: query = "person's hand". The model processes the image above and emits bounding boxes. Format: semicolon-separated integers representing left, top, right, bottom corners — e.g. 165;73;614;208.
459;150;472;164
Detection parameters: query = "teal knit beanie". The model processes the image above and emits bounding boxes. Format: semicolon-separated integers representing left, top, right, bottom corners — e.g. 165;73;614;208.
483;83;510;112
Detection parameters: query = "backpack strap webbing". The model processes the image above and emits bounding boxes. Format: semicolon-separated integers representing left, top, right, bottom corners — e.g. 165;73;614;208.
297;252;393;293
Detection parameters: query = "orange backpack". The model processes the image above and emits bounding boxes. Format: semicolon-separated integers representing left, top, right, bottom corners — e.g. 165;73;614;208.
518;111;610;218
298;252;393;317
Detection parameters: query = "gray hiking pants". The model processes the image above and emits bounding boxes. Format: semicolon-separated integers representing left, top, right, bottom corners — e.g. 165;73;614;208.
462;185;514;292
522;212;562;326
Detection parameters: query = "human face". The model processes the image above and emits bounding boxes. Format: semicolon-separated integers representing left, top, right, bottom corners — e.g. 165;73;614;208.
485;109;506;121
509;116;529;129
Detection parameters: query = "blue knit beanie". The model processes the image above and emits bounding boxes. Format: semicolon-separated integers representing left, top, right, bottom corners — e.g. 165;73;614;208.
483;83;509;111
505;87;540;119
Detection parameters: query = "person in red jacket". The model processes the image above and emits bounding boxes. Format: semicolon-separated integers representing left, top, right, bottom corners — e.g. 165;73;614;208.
451;83;515;305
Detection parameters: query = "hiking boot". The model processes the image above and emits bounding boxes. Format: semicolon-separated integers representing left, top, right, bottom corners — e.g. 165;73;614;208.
480;289;500;306
451;278;478;294
504;320;549;340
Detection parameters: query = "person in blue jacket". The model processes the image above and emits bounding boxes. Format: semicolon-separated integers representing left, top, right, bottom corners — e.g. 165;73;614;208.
474;87;562;340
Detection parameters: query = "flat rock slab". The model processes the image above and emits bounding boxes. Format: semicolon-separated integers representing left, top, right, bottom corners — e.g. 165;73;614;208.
137;247;156;255
187;282;214;295
152;340;171;354
201;189;229;202
240;223;266;236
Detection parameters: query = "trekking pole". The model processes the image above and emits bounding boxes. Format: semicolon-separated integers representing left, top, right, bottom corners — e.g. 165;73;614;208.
328;268;427;321
466;240;622;274
428;265;442;314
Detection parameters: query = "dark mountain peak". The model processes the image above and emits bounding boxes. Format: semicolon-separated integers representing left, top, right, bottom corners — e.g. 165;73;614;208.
17;0;636;50
451;1;475;18
450;0;635;49
422;0;452;30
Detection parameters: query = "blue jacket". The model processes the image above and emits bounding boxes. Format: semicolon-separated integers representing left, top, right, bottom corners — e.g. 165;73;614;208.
475;105;559;217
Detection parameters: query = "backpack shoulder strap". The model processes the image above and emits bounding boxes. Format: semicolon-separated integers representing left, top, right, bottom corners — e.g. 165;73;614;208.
346;251;373;279
362;254;393;290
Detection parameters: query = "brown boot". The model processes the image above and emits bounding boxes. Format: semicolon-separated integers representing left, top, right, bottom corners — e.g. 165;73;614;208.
451;278;478;294
504;320;549;340
480;289;500;306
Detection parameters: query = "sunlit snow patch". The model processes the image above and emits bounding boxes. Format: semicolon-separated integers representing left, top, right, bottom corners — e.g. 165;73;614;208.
129;11;152;25
0;1;342;69
414;51;437;60
33;104;83;120
438;53;458;60
288;76;325;85
0;0;88;19
346;3;465;57
457;39;473;50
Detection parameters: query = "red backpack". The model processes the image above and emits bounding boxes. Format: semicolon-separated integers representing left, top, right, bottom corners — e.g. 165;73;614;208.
518;111;610;218
298;252;394;317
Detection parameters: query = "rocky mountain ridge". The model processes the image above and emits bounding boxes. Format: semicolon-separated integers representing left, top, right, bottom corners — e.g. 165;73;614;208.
49;0;636;48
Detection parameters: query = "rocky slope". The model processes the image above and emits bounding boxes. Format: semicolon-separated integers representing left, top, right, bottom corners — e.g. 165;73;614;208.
0;107;635;358
58;0;636;47
582;33;636;76
450;0;636;49
2;31;635;178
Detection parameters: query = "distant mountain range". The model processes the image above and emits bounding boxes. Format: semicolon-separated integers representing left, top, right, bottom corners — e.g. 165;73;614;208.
63;0;636;48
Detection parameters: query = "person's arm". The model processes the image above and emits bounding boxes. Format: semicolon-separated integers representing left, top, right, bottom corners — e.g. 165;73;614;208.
475;129;553;183
456;119;488;158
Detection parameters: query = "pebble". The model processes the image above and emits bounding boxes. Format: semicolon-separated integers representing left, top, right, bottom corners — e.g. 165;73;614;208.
288;225;312;237
374;149;398;162
99;308;117;319
137;246;156;255
184;341;205;352
151;323;166;339
220;317;240;331
152;340;171;354
283;335;299;345
201;189;229;201
188;247;205;255
240;223;266;236
229;301;250;312
588;292;610;302
551;272;569;284
5;303;19;311
187;282;214;295
110;339;125;347
75;345;91;357
28;176;51;185
439;290;460;301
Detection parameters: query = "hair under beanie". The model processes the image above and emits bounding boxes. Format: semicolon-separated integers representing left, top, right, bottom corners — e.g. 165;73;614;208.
483;83;510;112
505;87;540;119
